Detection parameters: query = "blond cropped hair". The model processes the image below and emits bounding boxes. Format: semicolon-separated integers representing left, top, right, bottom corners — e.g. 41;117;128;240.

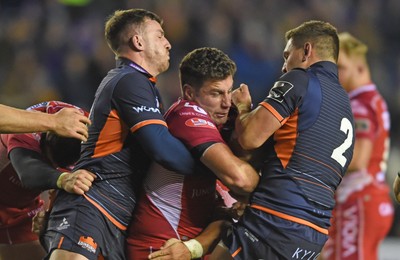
338;32;368;62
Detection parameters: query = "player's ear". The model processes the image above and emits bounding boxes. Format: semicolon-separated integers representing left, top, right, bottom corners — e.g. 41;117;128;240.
130;35;144;51
304;42;311;56
183;84;195;100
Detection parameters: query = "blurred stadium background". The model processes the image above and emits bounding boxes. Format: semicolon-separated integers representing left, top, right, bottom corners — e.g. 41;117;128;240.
1;0;399;257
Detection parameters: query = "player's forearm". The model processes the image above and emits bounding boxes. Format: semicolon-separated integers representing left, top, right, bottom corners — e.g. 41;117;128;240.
136;124;195;175
201;143;259;195
10;148;61;190
0;105;55;133
193;220;231;255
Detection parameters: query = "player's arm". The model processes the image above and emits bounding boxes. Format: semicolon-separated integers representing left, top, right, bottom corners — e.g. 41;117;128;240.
0;105;90;141
10;148;95;194
115;75;195;175
232;84;281;150
346;138;372;173
135;124;195;175
148;220;231;260
201;142;259;197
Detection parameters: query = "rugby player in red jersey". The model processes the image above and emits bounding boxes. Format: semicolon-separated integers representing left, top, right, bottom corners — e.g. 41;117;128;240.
0;101;94;260
128;47;259;260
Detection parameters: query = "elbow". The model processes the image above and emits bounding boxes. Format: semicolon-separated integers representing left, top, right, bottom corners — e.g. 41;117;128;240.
238;136;260;150
230;175;258;194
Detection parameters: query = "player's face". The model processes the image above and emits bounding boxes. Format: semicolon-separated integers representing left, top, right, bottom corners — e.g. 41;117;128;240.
282;38;307;73
193;76;233;126
337;51;357;92
141;19;171;75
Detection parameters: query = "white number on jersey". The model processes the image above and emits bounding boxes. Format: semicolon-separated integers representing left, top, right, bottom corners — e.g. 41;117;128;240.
331;117;354;167
184;102;208;115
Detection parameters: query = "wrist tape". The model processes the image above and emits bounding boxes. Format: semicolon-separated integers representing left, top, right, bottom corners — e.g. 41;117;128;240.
183;239;203;259
56;172;68;189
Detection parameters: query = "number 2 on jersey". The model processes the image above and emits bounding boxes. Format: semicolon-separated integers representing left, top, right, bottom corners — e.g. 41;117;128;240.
331;118;353;167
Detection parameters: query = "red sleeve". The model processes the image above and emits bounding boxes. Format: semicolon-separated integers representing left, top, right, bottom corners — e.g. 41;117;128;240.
166;100;225;149
6;133;42;155
351;96;376;140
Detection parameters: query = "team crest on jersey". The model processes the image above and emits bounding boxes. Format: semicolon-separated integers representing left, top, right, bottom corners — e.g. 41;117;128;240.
355;118;370;133
185;118;216;129
78;236;97;253
267;81;293;103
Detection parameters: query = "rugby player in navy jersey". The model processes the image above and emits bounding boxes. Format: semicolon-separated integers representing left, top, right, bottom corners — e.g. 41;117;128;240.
40;9;197;260
209;20;355;260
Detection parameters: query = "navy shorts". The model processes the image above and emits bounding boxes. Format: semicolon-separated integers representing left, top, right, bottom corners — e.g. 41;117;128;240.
222;207;328;260
40;191;126;260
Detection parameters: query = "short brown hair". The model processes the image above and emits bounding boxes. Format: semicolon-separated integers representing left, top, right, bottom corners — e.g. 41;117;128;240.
285;20;339;62
105;9;162;54
179;47;236;91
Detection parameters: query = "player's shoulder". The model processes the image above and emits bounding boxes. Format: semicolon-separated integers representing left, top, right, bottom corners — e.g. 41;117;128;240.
280;68;309;86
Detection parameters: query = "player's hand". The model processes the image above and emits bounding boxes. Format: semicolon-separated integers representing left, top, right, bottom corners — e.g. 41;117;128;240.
232;84;252;113
230;201;247;220
60;169;96;195
393;174;400;203
148;238;190;260
32;210;48;236
52;108;91;142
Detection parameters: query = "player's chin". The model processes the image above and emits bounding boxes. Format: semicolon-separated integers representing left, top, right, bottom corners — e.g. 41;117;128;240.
214;117;228;126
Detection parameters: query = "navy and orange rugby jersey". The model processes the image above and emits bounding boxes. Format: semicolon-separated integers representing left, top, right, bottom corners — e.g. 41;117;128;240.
74;58;167;230
250;61;355;233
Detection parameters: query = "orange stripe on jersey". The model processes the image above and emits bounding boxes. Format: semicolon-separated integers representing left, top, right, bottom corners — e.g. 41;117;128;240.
232;247;242;257
250;204;328;235
93;109;128;158
296;152;342;179
83;194;127;231
130;119;167;133
57;236;64;248
274;109;299;168
293;177;334;194
259;102;285;122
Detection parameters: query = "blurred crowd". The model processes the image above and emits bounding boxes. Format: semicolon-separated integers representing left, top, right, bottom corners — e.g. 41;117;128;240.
1;0;400;235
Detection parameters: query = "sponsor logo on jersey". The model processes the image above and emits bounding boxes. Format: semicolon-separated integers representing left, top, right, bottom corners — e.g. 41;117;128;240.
341;205;358;257
57;217;70;231
131;106;161;114
185;118;216;129
191;186;215;198
267;81;293;103
354;118;370;133
78;236;97;253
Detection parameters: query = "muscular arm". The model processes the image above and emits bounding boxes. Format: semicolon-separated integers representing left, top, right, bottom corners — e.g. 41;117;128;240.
236;106;281;150
0;105;90;141
192;220;231;255
201;143;259;196
148;220;231;260
233;85;281;150
135;124;195;175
